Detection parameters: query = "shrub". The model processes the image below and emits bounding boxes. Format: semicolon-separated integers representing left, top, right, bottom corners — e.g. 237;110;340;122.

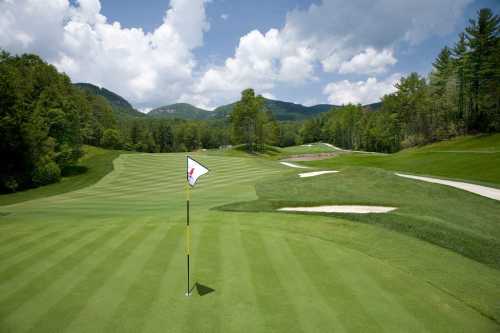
32;162;61;185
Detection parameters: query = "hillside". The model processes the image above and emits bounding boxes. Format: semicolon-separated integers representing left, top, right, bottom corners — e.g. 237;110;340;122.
74;83;145;118
305;134;500;186
148;103;212;120
213;98;338;121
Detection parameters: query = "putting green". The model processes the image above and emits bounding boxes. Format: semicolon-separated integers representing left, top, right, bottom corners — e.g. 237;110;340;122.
0;153;499;332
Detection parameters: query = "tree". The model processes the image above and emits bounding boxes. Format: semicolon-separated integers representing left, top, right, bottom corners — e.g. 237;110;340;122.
230;89;265;152
102;128;122;149
465;8;500;132
452;32;470;130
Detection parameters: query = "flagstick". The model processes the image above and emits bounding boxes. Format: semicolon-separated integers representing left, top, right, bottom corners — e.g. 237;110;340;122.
185;182;191;296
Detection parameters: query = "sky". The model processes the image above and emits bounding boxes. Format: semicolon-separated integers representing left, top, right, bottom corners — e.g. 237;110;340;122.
1;0;499;111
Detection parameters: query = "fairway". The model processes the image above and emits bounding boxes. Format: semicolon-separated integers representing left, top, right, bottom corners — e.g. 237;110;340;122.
1;152;499;332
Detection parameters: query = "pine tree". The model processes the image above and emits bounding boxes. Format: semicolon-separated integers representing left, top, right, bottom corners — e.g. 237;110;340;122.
431;46;454;96
465;8;500;131
452;32;470;130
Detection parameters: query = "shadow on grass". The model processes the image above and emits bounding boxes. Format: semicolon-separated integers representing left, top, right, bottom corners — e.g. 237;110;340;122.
195;282;215;296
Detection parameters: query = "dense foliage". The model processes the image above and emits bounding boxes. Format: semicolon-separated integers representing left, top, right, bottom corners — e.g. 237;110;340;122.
0;52;116;192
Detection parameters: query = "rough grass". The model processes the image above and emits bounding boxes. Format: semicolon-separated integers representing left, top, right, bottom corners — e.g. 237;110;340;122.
0;148;499;331
0;146;123;206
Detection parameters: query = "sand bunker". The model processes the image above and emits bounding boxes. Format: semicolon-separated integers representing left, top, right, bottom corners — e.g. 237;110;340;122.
298;171;339;178
278;205;397;213
280;161;310;169
396;173;500;201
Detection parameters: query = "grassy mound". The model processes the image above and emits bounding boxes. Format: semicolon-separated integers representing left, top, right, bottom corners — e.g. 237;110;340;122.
0;146;123;206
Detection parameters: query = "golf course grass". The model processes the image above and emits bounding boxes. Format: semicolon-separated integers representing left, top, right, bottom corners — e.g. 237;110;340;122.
0;146;124;206
306;134;500;186
1;138;499;332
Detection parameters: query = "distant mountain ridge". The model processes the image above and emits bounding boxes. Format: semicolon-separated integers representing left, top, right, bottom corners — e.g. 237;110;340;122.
148;103;213;120
206;99;341;121
75;82;381;121
73;83;145;118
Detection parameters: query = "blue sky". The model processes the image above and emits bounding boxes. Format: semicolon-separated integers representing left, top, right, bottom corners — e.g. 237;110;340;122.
2;0;499;110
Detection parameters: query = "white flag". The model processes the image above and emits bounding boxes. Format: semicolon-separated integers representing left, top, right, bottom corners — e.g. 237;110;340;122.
187;156;209;187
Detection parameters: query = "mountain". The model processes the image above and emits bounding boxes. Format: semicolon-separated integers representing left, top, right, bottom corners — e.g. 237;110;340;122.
363;102;383;111
213;98;338;121
73;83;145;118
147;103;213;120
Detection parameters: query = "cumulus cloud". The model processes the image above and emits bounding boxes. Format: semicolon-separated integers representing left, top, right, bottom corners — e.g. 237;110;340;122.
221;13;229;20
0;0;472;108
194;0;470;105
338;48;397;74
0;0;208;108
323;73;402;105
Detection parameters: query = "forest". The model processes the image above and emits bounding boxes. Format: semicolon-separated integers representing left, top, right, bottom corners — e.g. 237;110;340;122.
0;8;498;192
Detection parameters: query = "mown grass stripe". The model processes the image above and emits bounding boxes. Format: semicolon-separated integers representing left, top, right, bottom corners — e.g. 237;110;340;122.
214;222;265;332
0;227;61;259
0;225;122;318
241;230;303;332
286;237;383;332
0;227;94;284
265;235;346;332
25;222;156;333
1;222;142;333
183;224;222;332
64;222;168;333
140;221;204;333
103;225;182;332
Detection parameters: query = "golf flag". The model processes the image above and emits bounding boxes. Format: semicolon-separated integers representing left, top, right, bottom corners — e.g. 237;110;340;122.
187;156;209;187
185;156;209;296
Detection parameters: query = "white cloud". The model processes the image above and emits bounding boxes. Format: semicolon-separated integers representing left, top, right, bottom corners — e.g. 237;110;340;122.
0;0;208;108
139;107;152;113
0;0;472;108
323;73;401;105
193;0;470;106
338;48;397;74
221;13;229;20
261;92;276;100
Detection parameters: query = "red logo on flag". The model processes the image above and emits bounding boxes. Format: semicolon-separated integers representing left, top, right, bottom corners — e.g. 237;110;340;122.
188;168;195;178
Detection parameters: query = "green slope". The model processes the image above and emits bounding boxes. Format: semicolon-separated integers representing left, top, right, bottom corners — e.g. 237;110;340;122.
74;83;145;118
0;150;498;331
0;146;122;206
306;134;500;186
147;103;213;120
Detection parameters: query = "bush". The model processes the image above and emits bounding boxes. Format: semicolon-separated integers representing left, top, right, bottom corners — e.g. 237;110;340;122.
101;128;122;149
32;162;61;185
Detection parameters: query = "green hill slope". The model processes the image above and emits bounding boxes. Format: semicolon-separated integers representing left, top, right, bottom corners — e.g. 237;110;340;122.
306;134;500;186
74;83;145;118
147;103;213;119
0;146;122;206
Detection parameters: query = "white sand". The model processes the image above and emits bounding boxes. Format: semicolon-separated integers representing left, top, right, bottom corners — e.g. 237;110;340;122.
298;170;339;178
280;161;310;169
395;173;500;201
278;205;397;213
321;142;386;155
